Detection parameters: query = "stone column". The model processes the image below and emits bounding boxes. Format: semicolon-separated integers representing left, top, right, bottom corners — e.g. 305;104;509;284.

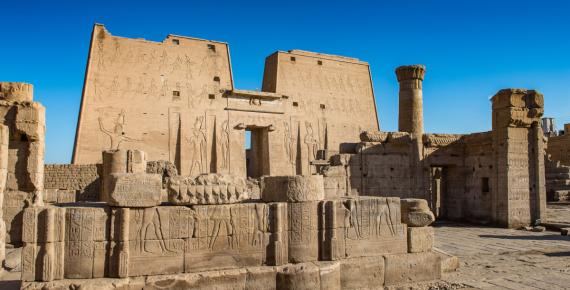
396;65;425;137
395;65;426;198
491;89;545;227
0;125;8;270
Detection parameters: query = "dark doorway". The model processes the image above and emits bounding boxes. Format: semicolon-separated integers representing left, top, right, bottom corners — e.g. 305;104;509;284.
245;127;270;178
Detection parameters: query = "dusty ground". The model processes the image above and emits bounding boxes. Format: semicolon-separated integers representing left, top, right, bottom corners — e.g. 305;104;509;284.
2;203;570;290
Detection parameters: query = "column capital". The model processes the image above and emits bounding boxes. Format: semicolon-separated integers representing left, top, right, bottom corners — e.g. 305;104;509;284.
395;65;426;82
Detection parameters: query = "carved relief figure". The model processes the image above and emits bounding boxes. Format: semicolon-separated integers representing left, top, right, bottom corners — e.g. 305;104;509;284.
187;116;207;176
134;208;177;254
98;110;140;150
344;199;362;240
304;122;318;163
219;120;230;170
283;122;295;165
208;206;234;250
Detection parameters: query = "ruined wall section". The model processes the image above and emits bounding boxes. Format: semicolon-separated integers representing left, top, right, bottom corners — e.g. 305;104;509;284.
547;133;570;166
72;24;234;177
262;50;380;175
491;89;546;227
44;164;100;202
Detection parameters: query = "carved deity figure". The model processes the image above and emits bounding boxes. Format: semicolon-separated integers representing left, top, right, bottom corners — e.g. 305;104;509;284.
344;199;361;240
187;116;207;176
283;122;295;166
219;120;230;170
304;122;318;162
98;110;140;150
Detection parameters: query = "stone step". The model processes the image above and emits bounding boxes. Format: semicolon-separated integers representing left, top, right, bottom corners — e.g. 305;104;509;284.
546;179;570;187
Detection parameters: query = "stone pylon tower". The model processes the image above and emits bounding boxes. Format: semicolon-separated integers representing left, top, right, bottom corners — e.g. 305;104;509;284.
396;65;425;137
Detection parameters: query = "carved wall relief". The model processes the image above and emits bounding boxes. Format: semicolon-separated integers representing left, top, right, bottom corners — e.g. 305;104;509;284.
186;116;207;176
218;120;230;170
98;110;140;150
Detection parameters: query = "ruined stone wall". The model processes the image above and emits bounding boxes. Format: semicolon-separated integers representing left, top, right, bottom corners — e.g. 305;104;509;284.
547;134;570;166
44;164;101;202
491;89;546;227
0;82;45;245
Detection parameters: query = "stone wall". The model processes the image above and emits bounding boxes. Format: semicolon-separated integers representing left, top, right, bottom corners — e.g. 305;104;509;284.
547;133;570;166
44;164;101;202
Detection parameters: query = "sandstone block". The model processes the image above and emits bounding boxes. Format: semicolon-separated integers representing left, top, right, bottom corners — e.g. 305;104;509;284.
318;261;341;290
384;252;441;286
320;197;407;260
106;173;161;207
340;256;385;289
277;263;320;290
144;268;247;290
401;198;435;227
288;201;319;263
262;175;324;202
167;174;250;205
407;226;434;253
0;82;33;102
246;266;277;290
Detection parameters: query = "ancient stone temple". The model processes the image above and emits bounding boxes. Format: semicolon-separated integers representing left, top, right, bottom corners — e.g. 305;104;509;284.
72;24;379;177
0;23;555;288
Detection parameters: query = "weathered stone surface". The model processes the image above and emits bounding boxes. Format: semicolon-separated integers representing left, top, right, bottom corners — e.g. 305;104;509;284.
0;82;33;102
167;174;250;205
106;173;162;207
384;252;441;286
0;124;8;268
340;256;385;289
246;266;277;290
276;263;320;290
261;175;324;202
287;201;319;263
44;164;100;202
401;198;435;227
318;261;341;290
321;197;407;260
407;226;434;253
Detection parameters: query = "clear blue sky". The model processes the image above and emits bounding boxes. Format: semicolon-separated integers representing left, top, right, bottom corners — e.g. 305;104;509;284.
1;0;569;163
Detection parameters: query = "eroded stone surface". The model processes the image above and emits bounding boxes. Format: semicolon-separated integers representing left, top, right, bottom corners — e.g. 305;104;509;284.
167;174;251;205
262;175;324;202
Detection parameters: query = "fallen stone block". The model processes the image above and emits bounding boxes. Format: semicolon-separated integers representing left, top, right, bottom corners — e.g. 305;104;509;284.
401;198;435;227
106;173;162;207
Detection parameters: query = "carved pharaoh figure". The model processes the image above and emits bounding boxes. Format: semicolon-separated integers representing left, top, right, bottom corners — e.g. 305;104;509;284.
283;122;295;166
98;110;140;150
187;116;207;176
304;122;318;163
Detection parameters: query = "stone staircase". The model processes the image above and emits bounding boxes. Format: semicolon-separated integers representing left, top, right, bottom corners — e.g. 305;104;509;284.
546;158;570;202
